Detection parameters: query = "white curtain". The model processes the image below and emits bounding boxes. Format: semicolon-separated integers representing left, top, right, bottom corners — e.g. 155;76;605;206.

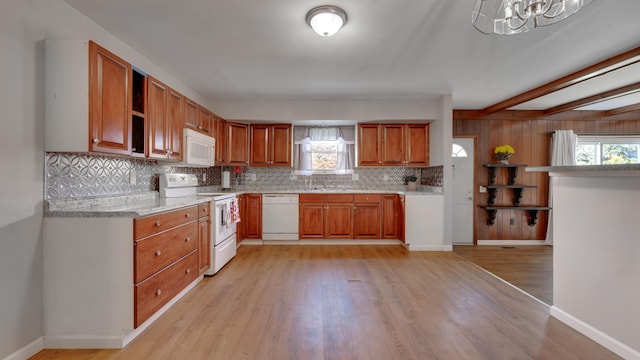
545;130;577;244
294;126;354;174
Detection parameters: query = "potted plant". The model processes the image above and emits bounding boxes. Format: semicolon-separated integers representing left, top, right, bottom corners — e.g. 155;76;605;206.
404;175;418;190
494;144;515;165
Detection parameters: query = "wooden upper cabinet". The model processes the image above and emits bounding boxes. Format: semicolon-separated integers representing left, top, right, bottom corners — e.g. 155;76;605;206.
147;77;182;160
147;76;168;159
272;124;292;166
89;41;132;155
405;124;429;166
227;122;249;166
183;97;200;132
213;115;226;164
358;123;429;167
381;124;405;166
166;88;183;160
249;124;291;166
358;124;381;166
198;107;212;136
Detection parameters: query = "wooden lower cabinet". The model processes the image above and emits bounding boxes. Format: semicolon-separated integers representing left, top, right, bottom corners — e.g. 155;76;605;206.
353;194;381;239
134;252;198;327
326;203;353;238
198;202;210;275
299;202;326;238
381;195;399;239
133;205;204;328
244;193;262;239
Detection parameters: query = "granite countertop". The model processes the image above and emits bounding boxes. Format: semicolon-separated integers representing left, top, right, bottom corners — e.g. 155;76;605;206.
45;187;443;218
526;164;640;174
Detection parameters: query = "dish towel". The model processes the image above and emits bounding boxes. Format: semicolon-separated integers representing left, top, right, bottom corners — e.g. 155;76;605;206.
231;198;241;223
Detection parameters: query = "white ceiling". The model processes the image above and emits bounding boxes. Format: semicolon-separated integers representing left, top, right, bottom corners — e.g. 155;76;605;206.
63;0;640;110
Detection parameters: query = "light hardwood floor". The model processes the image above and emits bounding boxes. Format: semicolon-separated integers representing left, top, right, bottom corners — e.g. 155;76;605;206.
452;245;553;305
32;245;617;360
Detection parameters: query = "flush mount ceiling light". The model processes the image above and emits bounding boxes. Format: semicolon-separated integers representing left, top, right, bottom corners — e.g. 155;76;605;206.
472;0;597;35
306;5;347;37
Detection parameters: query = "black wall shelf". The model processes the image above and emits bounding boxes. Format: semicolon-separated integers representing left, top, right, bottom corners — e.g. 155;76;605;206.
481;164;549;226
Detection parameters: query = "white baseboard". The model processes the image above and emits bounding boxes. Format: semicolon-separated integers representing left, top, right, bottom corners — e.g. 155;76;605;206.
3;337;43;360
550;306;640;360
44;275;203;349
406;244;453;251
477;240;546;246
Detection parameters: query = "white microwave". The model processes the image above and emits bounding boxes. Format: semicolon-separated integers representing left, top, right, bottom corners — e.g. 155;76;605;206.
183;128;215;167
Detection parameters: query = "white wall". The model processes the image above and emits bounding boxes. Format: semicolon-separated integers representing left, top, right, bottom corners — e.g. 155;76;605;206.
551;174;640;359
0;1;211;358
209;98;441;122
435;95;453;247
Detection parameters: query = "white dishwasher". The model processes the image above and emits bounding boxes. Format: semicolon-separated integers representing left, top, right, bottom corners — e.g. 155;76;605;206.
262;194;299;240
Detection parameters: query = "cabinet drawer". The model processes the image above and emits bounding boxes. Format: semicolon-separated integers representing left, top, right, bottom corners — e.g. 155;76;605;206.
134;221;198;283
198;202;210;218
327;194;353;203
134;251;199;328
354;194;381;203
134;206;198;239
300;194;326;203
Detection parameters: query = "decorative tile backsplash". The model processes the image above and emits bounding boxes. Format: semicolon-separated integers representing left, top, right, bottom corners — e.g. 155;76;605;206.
45;152;442;199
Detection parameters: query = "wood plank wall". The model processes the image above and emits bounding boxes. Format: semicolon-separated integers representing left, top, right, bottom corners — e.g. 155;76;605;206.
453;110;640;242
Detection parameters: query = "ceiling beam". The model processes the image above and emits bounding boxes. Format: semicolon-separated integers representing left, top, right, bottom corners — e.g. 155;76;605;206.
604;102;640;117
481;46;640;115
543;81;640;115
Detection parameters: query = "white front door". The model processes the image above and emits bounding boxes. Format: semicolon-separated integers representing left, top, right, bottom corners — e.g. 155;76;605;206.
452;138;474;244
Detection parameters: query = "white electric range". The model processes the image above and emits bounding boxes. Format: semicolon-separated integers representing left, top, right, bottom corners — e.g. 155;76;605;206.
158;173;237;275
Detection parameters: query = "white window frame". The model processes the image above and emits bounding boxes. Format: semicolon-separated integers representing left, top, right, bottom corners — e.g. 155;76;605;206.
576;136;640;165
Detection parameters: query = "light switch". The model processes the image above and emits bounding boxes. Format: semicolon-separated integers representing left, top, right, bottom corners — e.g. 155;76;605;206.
479;186;487;193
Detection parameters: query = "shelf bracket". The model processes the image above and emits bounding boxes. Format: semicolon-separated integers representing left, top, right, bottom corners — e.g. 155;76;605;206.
487;188;497;205
507;167;519;185
487;167;497;185
486;209;497;226
512;188;524;206
527;210;539;226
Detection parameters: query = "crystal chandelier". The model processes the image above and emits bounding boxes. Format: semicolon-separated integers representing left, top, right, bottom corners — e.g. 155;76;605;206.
472;0;597;35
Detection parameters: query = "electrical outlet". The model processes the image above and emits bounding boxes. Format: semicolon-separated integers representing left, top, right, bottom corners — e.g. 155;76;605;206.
289;173;297;180
251;173;257;181
203;173;207;182
352;173;359;181
383;174;389;181
129;169;137;185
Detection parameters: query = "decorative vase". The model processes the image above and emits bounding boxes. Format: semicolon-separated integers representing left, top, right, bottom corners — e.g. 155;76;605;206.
407;181;417;191
495;153;511;165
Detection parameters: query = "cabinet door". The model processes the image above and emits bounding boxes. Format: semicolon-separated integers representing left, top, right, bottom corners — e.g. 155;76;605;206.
357;124;381;166
381;124;405;166
406;124;429;166
147;77;169;159
244;194;262;239
227;122;249;166
353;203;381;239
199;107;212;136
167;88;183;160
89;41;132;155
271;124;292;166
381;195;399;239
299;203;326;239
250;124;270;166
198;216;210;274
326;203;353;238
183;97;199;132
214;116;226;164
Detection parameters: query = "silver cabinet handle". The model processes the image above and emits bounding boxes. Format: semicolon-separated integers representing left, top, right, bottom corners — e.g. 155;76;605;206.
156;289;162;296
155;250;161;256
185;213;191;218
155;220;161;227
92;138;99;144
186;268;191;274
185;237;191;242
